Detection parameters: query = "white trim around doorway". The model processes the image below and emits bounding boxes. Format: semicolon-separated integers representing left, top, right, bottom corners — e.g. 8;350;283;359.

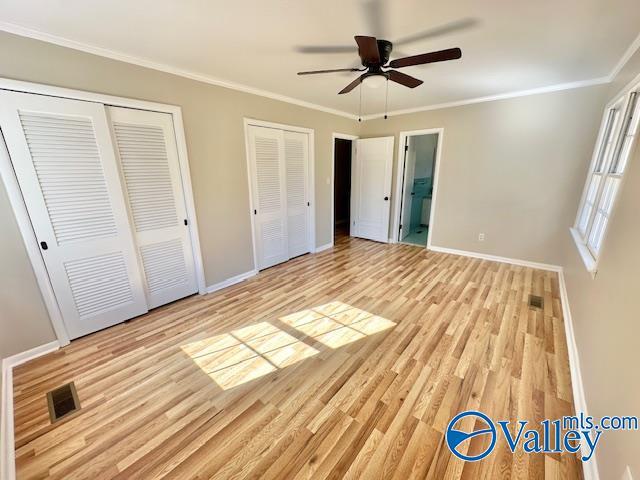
331;133;358;247
0;77;207;347
393;128;444;249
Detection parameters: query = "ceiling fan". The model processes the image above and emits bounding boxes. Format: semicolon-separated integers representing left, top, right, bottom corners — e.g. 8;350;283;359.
297;36;462;94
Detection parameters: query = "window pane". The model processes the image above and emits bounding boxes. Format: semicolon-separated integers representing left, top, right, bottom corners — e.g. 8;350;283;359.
587;212;607;254
587;177;620;255
600;177;620;216
611;92;639;174
577;174;601;235
615;138;634;173
595;108;620;172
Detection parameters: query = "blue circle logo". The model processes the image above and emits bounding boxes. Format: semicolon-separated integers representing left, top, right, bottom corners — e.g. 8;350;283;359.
446;410;497;461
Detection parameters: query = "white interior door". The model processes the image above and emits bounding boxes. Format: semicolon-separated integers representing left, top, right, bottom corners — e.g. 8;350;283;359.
108;107;197;309
400;139;416;240
284;130;310;259
352;136;394;242
248;126;288;269
0;91;147;339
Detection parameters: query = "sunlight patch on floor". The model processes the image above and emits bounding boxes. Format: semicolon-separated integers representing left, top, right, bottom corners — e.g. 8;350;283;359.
181;321;319;389
181;302;395;389
280;301;396;349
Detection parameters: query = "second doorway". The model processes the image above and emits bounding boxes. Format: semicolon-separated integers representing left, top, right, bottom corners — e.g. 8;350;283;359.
398;131;440;247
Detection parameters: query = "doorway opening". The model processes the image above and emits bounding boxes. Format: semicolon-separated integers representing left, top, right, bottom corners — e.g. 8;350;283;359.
397;131;441;247
333;136;355;241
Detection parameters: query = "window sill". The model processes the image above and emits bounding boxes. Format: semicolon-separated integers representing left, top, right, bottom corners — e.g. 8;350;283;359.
570;227;597;277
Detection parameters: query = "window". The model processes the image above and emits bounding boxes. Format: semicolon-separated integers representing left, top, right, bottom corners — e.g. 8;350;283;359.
572;88;640;273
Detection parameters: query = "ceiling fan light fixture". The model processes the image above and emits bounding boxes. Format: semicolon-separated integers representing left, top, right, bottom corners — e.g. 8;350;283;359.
362;74;387;89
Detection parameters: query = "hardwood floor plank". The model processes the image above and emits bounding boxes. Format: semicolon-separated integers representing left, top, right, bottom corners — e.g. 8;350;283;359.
12;235;582;479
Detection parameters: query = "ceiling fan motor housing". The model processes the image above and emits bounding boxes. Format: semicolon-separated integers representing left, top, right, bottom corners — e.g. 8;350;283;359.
361;39;393;67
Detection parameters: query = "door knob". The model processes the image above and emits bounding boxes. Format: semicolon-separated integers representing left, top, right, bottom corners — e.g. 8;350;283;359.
40;241;48;250
384;196;389;201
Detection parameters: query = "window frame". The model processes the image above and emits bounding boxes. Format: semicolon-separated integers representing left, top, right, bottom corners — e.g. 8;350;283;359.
572;83;640;275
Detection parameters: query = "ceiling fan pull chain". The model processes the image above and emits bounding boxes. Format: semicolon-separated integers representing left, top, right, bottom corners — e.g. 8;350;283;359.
358;82;362;122
384;78;389;119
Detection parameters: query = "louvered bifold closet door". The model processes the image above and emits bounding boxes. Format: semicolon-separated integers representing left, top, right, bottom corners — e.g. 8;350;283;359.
283;131;310;258
0;91;147;339
247;126;288;270
108;107;197;309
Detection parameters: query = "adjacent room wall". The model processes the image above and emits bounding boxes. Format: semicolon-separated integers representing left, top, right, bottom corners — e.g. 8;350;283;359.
0;31;358;359
561;48;640;480
360;85;610;266
412;134;437;179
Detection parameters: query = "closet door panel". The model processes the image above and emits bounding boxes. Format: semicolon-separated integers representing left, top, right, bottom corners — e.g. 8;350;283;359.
248;126;288;270
0;91;148;339
284;131;310;258
108;107;197;308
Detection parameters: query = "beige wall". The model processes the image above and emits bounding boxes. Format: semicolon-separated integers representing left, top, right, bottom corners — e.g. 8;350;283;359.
2;32;638;479
561;48;640;480
0;32;357;358
361;85;609;265
0;182;55;357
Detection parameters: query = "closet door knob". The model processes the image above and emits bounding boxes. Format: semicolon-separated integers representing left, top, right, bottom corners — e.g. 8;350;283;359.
384;196;389;201
40;241;48;250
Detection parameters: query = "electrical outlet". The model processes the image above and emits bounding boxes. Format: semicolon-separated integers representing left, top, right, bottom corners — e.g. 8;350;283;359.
478;233;485;242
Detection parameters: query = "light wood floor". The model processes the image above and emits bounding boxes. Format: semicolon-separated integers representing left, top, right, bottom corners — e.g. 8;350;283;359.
13;235;582;479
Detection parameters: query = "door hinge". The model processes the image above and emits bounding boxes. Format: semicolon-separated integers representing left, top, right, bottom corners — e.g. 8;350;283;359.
404;144;408;152
399;224;402;231
184;219;188;226
307;202;310;207
254;209;257;215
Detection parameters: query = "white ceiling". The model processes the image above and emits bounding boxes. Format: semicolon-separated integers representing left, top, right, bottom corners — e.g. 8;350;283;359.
1;0;639;116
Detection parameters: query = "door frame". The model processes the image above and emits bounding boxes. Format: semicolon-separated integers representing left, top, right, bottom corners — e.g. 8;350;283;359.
393;128;444;249
331;132;358;246
243;118;316;270
0;77;207;346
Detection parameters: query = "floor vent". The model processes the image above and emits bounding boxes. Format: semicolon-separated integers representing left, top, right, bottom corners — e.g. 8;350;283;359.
528;294;544;310
47;382;80;423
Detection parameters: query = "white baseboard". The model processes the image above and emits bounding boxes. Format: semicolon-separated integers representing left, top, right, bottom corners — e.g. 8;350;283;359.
1;340;60;480
428;245;563;272
558;271;599;480
206;269;257;294
2;341;60;370
314;242;333;253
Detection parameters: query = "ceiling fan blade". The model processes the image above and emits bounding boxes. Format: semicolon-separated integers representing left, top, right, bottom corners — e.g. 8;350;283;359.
355;36;380;64
298;68;363;75
394;18;478;46
387;70;423;88
338;75;364;94
389;48;462;69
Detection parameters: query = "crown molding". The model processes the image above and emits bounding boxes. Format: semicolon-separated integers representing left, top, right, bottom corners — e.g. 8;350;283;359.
608;31;640;82
0;21;359;121
360;76;611;120
1;21;639;122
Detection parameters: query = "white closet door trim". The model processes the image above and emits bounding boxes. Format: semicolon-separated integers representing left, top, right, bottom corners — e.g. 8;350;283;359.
0;78;206;346
243;118;316;272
